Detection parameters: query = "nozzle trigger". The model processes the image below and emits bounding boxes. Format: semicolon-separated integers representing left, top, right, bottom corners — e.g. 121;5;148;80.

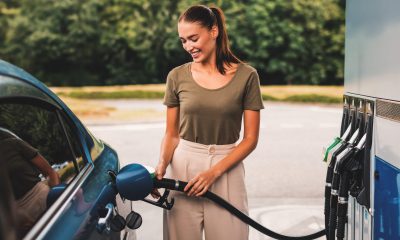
142;189;175;210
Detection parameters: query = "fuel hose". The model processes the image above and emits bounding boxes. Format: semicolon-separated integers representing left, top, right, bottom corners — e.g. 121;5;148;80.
153;178;325;240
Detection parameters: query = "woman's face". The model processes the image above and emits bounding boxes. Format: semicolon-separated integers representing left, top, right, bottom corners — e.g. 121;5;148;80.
178;20;218;63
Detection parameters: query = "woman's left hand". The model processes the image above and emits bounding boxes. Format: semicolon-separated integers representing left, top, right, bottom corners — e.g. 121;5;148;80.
184;169;219;197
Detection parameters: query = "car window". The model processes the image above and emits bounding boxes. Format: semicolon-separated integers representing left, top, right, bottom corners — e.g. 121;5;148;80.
0;101;82;238
59;112;86;170
84;126;105;162
0;103;80;179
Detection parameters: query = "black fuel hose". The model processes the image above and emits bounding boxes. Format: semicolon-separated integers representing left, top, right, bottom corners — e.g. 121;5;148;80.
154;178;325;240
336;171;350;240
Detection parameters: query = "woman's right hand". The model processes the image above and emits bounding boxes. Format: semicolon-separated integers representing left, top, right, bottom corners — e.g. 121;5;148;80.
151;161;168;198
154;161;168;180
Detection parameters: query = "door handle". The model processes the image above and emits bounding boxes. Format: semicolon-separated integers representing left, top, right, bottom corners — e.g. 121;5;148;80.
97;203;114;233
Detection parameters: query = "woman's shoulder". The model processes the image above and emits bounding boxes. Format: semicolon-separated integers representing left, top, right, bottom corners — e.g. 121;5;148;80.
168;63;190;76
237;62;257;75
166;63;191;85
235;63;259;83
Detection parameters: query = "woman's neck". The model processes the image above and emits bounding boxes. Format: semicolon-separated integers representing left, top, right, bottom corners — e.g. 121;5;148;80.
192;50;219;74
192;61;218;75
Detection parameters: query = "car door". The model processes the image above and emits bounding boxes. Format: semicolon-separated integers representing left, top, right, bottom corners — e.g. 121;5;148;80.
0;75;121;240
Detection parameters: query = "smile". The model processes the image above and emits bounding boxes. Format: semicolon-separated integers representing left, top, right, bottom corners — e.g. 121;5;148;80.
190;50;201;58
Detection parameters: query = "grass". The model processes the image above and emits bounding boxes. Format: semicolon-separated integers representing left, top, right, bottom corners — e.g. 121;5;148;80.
58;96;165;123
60;97;116;117
52;84;344;104
261;93;342;103
260;85;343;103
62;90;165;99
282;94;342;103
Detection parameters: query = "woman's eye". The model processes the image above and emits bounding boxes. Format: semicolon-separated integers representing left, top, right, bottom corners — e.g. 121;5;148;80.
191;38;198;42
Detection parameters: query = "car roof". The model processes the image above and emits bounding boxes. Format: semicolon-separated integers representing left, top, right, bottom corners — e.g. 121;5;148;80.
0;59;44;86
0;59;85;131
0;59;67;107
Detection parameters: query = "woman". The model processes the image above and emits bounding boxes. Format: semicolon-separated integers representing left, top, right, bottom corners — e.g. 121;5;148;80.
155;5;264;240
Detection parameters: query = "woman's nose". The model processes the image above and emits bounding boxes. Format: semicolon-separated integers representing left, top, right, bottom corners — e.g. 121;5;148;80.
185;42;194;52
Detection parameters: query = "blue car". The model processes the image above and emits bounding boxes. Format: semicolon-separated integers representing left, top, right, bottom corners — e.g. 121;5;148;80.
0;59;135;240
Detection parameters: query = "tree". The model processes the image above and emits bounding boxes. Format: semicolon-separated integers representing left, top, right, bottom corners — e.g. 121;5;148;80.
229;0;345;85
1;0;345;86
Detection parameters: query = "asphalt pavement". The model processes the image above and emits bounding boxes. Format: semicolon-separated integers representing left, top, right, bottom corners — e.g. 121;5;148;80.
88;100;341;240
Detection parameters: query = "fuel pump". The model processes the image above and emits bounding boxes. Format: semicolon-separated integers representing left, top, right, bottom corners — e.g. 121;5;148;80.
324;99;357;238
327;100;365;239
336;101;373;240
323;97;375;240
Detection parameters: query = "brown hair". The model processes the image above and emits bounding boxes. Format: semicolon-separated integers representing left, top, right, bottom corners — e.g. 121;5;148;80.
179;5;241;75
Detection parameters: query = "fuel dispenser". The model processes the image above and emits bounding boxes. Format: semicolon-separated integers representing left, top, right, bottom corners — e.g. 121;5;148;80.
323;96;374;240
324;94;400;240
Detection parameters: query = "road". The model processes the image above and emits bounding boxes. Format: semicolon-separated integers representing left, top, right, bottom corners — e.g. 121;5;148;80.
88;100;342;240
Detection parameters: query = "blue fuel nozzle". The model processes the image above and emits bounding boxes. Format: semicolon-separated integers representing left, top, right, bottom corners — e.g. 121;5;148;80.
116;164;153;201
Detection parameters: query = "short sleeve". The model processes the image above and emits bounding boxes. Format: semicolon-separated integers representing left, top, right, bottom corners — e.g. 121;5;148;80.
243;71;264;110
16;139;38;160
163;70;180;107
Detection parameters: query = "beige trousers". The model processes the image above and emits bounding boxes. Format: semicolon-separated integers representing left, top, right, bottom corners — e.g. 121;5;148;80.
163;139;249;240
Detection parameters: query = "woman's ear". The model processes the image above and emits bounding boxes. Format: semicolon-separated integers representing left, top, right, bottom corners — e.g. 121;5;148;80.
211;25;219;39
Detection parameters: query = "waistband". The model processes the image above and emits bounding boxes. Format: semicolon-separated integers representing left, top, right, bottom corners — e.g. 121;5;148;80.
178;138;236;155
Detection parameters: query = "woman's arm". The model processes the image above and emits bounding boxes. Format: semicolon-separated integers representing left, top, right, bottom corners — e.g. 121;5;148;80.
185;109;260;196
31;154;60;187
155;106;180;180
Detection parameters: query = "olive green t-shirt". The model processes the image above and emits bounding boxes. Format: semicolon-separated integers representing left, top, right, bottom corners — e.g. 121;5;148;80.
163;62;264;145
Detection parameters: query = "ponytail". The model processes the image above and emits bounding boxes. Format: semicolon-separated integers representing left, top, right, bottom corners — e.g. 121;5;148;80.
179;5;241;75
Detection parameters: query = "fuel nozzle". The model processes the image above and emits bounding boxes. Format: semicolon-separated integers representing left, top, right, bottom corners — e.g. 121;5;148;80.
115;164;174;210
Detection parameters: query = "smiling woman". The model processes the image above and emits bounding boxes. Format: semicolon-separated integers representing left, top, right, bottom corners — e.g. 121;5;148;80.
154;5;264;240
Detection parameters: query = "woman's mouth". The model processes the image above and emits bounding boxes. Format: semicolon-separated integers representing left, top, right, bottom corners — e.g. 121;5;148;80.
191;50;201;59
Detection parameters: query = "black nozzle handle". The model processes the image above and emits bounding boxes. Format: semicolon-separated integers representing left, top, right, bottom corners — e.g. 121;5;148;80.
153;178;187;192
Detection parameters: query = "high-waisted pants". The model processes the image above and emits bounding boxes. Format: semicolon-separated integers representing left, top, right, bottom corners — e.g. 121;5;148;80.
163;139;249;240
